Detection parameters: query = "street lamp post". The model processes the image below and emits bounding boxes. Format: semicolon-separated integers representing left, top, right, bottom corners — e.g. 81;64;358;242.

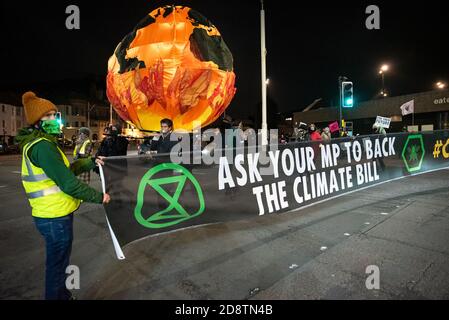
87;102;96;128
380;72;385;93
379;64;389;97
109;104;113;125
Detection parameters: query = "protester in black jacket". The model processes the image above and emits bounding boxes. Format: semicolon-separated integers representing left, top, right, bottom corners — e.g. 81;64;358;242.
96;124;128;157
93;124;128;177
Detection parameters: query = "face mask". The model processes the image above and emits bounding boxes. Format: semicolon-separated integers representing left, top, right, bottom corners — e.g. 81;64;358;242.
40;119;61;135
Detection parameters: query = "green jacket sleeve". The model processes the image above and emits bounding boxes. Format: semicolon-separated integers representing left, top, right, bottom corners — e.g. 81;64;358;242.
70;157;96;176
29;141;103;204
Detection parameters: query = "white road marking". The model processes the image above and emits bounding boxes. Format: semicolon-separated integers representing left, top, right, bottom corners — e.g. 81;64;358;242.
364;222;371;225
344;233;351;236
289;264;299;269
285;167;449;215
11;171;21;174
380;212;389;215
320;246;328;251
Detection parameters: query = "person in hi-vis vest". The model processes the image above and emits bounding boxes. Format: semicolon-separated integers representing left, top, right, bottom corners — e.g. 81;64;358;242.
73;127;93;184
15;92;111;300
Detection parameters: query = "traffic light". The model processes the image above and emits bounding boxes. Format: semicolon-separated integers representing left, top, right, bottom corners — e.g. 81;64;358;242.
341;81;354;108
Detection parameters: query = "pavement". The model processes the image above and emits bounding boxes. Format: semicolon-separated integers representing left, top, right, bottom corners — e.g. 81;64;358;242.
1;153;449;300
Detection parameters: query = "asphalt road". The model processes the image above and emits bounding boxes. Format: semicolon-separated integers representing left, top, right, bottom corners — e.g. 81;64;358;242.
1;154;449;300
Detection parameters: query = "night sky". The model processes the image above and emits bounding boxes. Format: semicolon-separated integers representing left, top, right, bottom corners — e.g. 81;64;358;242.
1;0;448;120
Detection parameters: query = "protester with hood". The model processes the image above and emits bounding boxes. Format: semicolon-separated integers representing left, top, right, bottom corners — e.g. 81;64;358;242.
15;92;110;300
95;123;128;158
73;127;93;184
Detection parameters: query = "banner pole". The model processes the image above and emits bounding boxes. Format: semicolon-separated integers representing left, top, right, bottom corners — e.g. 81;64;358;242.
99;164;126;260
260;0;268;146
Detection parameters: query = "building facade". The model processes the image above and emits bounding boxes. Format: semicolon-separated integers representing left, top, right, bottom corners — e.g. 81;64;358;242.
58;100;123;142
0;99;129;142
0;103;26;136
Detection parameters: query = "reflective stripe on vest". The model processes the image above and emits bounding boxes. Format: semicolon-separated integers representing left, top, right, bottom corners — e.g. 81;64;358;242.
22;173;50;182
21;137;81;218
27;185;61;199
22;140;59;198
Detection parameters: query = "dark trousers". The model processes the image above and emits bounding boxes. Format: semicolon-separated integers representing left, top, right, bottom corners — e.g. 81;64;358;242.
34;214;73;300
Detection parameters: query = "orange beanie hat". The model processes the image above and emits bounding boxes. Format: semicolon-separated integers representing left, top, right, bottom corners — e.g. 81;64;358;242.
22;91;58;125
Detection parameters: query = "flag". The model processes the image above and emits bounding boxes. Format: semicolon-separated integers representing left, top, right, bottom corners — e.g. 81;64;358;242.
329;121;340;133
400;100;414;116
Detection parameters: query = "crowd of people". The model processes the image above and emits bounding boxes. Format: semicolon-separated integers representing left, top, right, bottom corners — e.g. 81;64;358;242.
278;120;388;145
279;123;338;145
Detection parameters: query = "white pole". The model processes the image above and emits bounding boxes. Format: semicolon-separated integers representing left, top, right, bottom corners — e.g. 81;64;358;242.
109;104;113;125
260;0;268;146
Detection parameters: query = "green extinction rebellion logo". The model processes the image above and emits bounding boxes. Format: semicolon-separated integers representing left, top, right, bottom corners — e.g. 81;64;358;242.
134;163;205;229
402;134;425;173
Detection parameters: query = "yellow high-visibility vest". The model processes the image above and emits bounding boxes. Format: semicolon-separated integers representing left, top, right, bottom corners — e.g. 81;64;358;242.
22;138;81;218
73;139;91;157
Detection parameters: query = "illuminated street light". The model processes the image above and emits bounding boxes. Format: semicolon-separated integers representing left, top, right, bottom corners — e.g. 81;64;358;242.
266;78;270;86
436;81;446;89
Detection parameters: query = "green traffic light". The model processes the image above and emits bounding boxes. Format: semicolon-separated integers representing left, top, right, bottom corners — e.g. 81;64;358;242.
341;81;354;108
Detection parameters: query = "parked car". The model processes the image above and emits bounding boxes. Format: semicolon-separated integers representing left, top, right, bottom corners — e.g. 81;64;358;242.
0;135;20;154
56;136;74;150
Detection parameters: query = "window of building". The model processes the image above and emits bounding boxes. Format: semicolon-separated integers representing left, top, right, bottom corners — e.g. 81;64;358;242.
2;105;5;112
75;121;79;127
66;122;70;127
81;122;85;127
2;120;5;128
